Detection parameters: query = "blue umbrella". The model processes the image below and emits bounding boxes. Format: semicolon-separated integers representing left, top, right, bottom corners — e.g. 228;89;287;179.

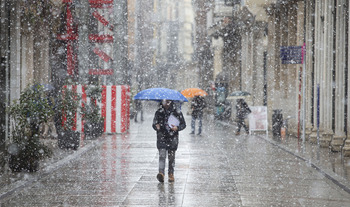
134;88;188;102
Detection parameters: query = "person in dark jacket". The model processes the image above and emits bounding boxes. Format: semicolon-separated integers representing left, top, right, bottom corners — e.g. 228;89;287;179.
152;99;186;182
134;100;144;122
190;96;206;135
42;91;58;138
235;99;251;135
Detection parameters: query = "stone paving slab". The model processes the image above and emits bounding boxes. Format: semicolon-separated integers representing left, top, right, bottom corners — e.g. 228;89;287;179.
256;132;350;195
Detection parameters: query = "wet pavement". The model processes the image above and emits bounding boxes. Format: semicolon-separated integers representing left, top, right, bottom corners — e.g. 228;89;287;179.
1;108;350;206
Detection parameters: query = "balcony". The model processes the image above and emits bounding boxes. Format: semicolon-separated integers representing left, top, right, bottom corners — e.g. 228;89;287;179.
208;0;273;37
207;0;239;37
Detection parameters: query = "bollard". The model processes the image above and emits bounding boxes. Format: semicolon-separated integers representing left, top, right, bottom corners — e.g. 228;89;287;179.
281;117;289;140
281;127;286;139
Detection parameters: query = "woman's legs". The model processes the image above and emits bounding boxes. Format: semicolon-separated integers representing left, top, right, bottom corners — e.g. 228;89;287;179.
158;148;176;182
191;116;196;134
168;150;176;175
236;118;249;134
158;148;166;174
198;115;202;135
236;118;244;134
242;121;249;133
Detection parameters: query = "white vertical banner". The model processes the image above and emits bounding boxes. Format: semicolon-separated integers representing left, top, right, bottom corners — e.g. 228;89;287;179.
115;85;122;133
76;84;84;133
101;85;130;133
105;86;112;133
64;85;85;133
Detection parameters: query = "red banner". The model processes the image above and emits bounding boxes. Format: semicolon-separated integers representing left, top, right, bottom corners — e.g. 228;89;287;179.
92;10;114;31
89;0;113;8
93;47;112;62
89;34;114;43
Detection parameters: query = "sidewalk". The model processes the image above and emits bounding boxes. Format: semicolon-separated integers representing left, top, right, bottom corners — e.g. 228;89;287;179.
221;117;350;194
1;112;350;206
223;118;350;194
0;135;104;199
1;113;350;205
259;133;350;194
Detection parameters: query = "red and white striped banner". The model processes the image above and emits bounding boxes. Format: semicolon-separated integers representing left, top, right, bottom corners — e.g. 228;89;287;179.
65;85;130;134
101;85;130;133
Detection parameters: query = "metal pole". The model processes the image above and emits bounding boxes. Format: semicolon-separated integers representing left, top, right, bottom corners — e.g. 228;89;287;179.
77;0;90;84
317;84;320;145
298;66;302;141
134;0;141;91
4;0;11;146
302;43;306;144
113;0;128;85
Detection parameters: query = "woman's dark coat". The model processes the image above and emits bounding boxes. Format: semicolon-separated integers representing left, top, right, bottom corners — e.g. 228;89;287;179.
236;99;251;119
152;103;186;151
191;96;206;118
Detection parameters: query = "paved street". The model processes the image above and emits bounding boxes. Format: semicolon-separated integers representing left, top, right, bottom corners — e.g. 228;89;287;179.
1;108;350;206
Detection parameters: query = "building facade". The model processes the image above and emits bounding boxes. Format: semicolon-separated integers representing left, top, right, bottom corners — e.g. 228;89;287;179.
0;0;132;170
208;0;350;156
0;0;63;168
137;0;196;91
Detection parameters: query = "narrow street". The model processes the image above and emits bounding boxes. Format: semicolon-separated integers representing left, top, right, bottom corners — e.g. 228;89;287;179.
1;108;350;206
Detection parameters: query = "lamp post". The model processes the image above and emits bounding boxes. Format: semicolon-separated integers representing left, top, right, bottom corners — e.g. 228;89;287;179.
76;0;90;84
113;0;128;85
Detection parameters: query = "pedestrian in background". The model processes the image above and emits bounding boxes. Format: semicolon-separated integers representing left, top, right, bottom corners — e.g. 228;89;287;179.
235;99;251;135
152;99;186;183
134;99;144;122
42;90;58;138
190;96;206;135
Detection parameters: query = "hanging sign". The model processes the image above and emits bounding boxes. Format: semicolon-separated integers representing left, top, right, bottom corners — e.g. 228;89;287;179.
280;46;303;64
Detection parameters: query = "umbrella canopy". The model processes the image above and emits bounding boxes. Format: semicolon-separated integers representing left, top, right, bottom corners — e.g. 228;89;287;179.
227;91;251;100
181;88;208;98
134;88;188;102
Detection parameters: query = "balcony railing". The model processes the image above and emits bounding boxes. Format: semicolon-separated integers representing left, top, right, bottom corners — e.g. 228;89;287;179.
224;0;241;6
213;0;234;18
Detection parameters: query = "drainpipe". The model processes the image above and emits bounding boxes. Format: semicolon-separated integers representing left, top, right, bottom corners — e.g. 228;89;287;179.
301;0;307;144
77;0;90;85
113;0;128;85
5;0;11;145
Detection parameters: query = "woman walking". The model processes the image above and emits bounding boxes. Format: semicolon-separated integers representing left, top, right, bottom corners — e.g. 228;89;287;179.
152;99;186;182
235;99;251;135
